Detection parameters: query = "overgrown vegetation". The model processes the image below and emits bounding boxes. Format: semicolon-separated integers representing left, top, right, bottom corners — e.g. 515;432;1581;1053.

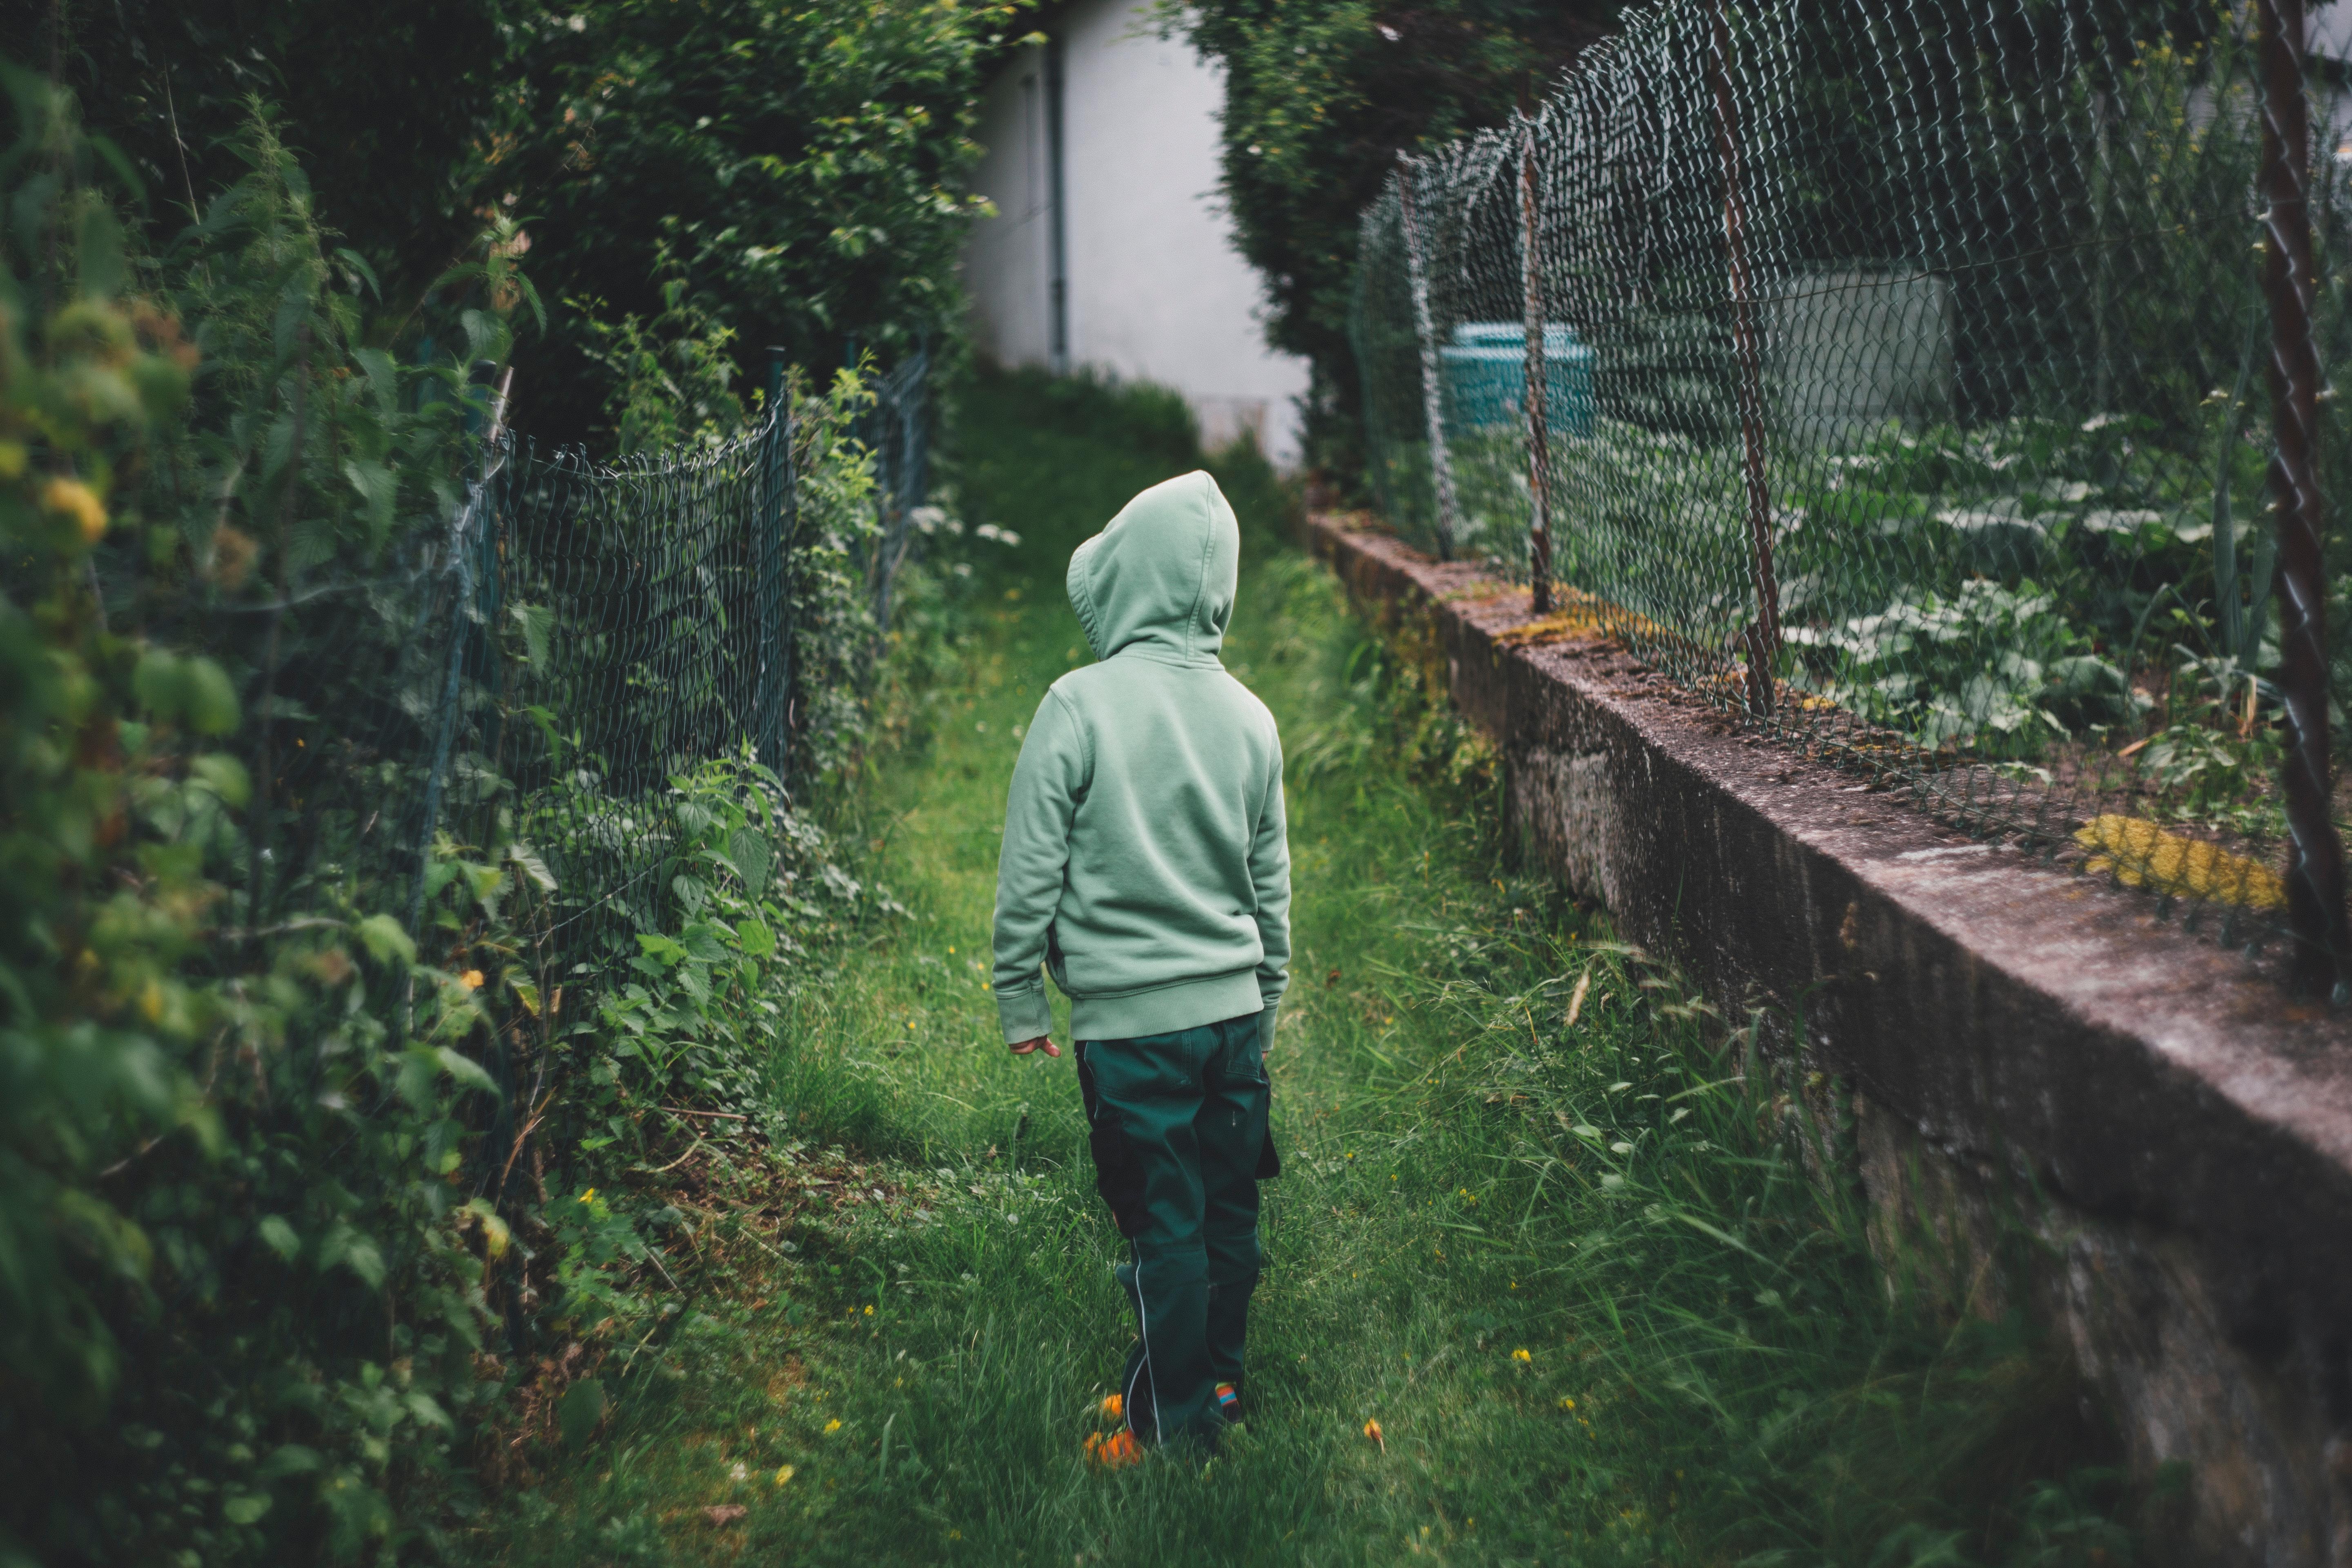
13;0;1023;445
0;62;996;1562
502;0;1023;441
1349;11;2352;891
1164;0;1622;479
448;369;2140;1568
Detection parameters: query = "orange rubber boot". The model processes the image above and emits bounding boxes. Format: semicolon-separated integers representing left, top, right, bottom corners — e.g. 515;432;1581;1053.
1086;1429;1144;1469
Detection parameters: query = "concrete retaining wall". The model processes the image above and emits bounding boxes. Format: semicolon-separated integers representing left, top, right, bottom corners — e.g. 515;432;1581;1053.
1307;512;2352;1566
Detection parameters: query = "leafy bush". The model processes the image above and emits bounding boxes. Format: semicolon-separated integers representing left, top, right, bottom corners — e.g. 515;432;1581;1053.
504;0;1024;441
0;64;971;1563
1379;406;2275;766
0;72;517;1564
21;0;1018;446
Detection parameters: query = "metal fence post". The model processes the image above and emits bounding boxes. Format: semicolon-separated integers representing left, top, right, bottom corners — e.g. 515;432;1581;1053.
1521;116;1554;615
2256;0;2348;995
1397;154;1461;559
408;368;514;944
1711;0;1780;717
757;347;792;776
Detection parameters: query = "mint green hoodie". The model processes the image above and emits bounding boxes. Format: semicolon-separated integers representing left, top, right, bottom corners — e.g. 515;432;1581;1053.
992;470;1290;1050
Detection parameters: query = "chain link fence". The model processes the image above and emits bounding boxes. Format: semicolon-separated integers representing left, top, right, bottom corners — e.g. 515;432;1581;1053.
167;352;930;973
863;343;935;631
475;394;797;956
1352;0;2352;992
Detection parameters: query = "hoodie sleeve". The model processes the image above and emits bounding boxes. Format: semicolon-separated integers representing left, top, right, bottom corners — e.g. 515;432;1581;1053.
1249;732;1292;1056
992;688;1089;1044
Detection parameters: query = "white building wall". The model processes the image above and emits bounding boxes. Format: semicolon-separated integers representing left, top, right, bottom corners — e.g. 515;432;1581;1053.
963;58;1054;370
962;0;1310;468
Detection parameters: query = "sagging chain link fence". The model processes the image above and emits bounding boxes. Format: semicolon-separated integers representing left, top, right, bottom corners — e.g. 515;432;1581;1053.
1352;0;2352;993
222;350;930;971
863;343;935;631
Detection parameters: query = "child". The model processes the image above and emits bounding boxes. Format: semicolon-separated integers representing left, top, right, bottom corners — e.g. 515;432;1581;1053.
991;470;1290;1459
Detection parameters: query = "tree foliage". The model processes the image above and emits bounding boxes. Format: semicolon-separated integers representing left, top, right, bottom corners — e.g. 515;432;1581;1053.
1165;0;1620;479
500;0;1022;441
15;0;1022;443
9;0;512;316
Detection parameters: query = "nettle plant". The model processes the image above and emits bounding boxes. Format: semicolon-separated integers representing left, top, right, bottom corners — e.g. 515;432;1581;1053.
532;751;898;1151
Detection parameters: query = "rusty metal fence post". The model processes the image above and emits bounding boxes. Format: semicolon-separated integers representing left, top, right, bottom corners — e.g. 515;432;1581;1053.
2256;0;2349;996
1398;151;1461;559
1712;0;1780;717
1521;116;1555;614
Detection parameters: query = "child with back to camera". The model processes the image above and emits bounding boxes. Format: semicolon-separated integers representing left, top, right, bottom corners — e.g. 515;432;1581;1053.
991;470;1290;1464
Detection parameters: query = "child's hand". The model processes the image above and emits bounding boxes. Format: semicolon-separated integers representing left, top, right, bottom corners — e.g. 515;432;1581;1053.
1009;1035;1061;1059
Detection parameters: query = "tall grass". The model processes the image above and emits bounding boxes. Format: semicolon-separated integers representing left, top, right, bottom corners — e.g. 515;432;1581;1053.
459;368;2129;1568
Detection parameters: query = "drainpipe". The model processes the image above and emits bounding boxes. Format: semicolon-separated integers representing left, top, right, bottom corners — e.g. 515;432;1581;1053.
1046;30;1070;375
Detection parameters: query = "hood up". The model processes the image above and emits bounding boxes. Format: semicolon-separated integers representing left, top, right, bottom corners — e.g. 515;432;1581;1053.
1065;470;1239;664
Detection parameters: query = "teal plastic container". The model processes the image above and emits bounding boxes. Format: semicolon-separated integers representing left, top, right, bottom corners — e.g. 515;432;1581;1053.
1439;322;1595;436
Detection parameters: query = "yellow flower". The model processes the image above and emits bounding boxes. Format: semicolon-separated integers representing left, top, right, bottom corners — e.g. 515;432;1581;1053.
41;477;107;543
2074;814;2285;909
824;1419;842;1433
1362;1417;1385;1452
578;1188;597;1205
862;1304;874;1316
773;1464;795;1486
459;968;485;991
1512;1348;1532;1364
1559;1396;1575;1410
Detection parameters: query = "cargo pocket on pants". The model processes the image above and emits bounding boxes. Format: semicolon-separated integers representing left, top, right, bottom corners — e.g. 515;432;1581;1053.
1076;1043;1149;1237
1254;1123;1282;1181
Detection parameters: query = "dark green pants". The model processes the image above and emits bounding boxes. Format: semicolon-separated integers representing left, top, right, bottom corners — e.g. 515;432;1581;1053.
1076;1012;1278;1450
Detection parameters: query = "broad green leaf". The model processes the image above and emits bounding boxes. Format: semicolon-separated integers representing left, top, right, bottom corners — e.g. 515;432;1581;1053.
354;914;415;965
509;840;557;892
404;1391;453;1431
323;1225;385;1290
222;1493;272;1526
190;753;252;808
738;917;776;958
509;601;555;669
434;1047;498;1096
343;458;397;531
353;347;400;413
729;826;772;898
261;1444;323;1479
257;1214;302;1261
559;1378;607;1449
76;204;128;298
134;650;240;735
464;1198;512;1259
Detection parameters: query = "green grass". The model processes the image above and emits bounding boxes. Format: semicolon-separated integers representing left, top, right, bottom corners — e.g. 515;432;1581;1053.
460;368;2129;1568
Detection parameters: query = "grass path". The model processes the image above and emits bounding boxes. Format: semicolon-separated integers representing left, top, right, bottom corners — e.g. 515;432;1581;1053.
470;375;2120;1568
